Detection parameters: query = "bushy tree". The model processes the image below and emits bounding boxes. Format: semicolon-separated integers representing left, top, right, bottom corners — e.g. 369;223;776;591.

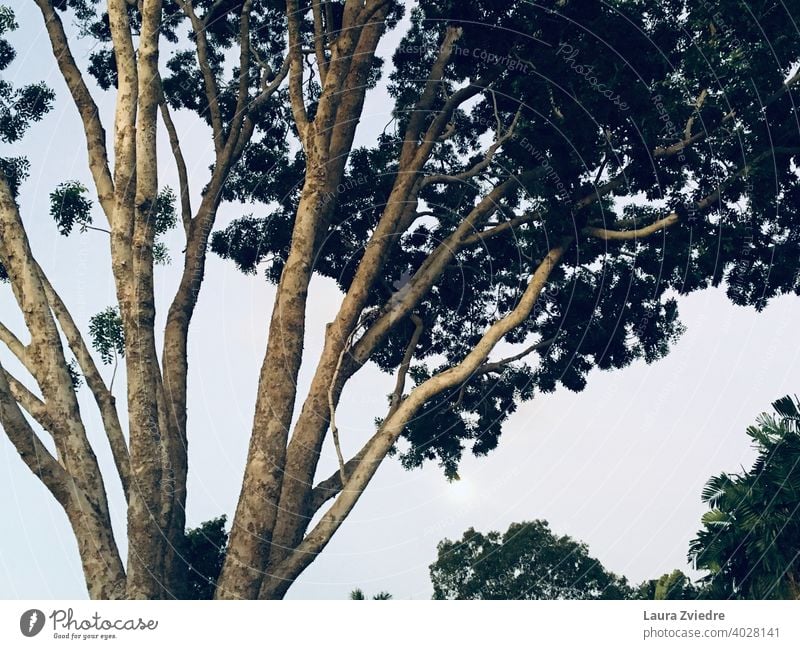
0;0;798;599
635;569;703;600
182;516;229;600
689;396;800;599
430;521;632;599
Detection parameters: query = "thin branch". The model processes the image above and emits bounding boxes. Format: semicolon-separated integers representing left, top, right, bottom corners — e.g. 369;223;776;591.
420;107;522;188
32;0;115;217
328;343;349;484
159;97;192;234
312;0;329;84
474;335;557;376
309;452;366;513
176;0;225;153
286;0;311;142
684;88;709;141
248;56;291;116
400;25;464;164
388;314;423;416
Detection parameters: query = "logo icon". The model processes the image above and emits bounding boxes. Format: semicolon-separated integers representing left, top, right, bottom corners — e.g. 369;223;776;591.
20;609;45;637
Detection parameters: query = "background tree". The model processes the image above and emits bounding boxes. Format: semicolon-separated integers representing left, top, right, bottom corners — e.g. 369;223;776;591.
349;588;393;600
635;570;703;600
430;521;632;599
182;516;229;600
0;0;799;599
689;396;800;600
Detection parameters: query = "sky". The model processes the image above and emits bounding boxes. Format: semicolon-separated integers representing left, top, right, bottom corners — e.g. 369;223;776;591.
1;2;799;600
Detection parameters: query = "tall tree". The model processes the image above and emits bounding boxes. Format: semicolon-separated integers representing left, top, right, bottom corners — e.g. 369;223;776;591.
689;396;800;599
0;0;798;599
429;521;632;599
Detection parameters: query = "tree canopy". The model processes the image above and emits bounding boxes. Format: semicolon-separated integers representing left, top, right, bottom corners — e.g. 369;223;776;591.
430;520;632;599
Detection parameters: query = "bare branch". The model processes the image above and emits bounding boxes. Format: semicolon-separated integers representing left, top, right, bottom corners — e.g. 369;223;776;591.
400;25;464;164
474;335;557;377
584;212;679;240
388;314;423;416
37;267;131;500
328;343;349;484
0;321;30;371
684;88;709;141
176;0;225;153
265;241;573;598
32;0;115;217
312;0;329;84
421;108;521;188
159;97;192;234
3;369;51;431
0;358;74;506
286;0;311;142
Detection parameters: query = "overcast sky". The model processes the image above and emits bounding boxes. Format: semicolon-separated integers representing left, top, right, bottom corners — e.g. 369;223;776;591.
1;2;799;599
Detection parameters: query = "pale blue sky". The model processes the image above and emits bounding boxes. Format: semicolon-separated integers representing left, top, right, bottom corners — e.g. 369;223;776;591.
1;2;798;599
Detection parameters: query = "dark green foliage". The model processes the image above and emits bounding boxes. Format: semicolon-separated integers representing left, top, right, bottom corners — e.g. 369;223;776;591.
0;156;29;200
209;0;800;479
66;359;83;391
689;396;800;599
635;570;703;600
430;520;632;599
0;5;53;214
349;588;393;600
152;187;178;265
154;186;178;235
88;307;125;365
50;181;93;235
181;516;228;600
0;6;54;143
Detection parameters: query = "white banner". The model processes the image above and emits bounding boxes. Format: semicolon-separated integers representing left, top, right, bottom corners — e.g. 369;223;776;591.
0;600;797;648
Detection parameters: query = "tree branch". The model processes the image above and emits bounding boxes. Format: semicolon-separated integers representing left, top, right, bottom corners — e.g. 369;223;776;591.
420;108;521;188
474;335;557;376
311;0;328;84
286;0;311;143
176;0;225;153
159;96;192;234
264;240;572;598
33;0;115;218
0;320;30;372
37;267;131;500
388;314;423;416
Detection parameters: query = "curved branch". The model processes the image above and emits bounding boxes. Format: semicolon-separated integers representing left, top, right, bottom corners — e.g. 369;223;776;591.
264;240;572;598
159;97;192;234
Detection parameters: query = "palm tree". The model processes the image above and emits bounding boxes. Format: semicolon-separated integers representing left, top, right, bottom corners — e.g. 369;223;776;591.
689;396;800;599
349;588;393;600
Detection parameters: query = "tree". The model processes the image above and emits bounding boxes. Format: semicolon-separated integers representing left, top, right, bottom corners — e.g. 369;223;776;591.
429;521;632;599
349;588;393;600
0;0;799;599
182;516;229;600
689;396;800;599
635;570;703;600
